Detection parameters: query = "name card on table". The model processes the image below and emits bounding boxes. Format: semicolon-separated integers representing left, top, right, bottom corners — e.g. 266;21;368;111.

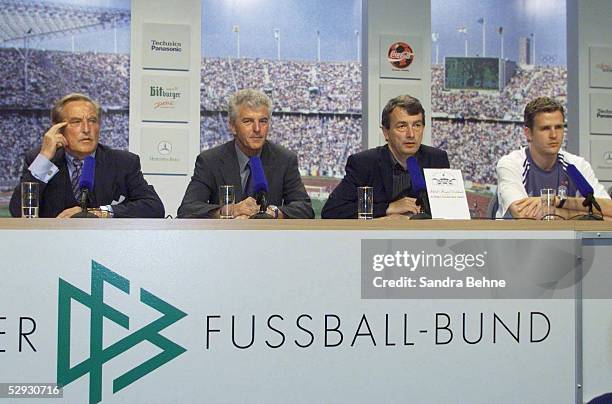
424;169;470;219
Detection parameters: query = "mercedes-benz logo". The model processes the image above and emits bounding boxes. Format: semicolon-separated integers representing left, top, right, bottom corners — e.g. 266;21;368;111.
158;141;172;155
604;151;612;164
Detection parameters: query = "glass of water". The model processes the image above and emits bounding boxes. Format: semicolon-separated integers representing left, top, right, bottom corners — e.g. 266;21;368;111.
357;186;373;220
21;182;39;218
540;188;556;221
219;185;235;219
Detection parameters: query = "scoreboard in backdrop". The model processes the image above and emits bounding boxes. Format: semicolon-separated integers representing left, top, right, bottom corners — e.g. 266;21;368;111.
444;57;501;91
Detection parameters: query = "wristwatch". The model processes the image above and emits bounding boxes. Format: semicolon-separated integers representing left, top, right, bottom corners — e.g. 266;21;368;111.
99;205;114;218
268;205;280;219
556;192;567;209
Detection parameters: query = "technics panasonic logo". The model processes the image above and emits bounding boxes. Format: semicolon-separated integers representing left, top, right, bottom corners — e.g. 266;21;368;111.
150;40;182;52
596;108;612;119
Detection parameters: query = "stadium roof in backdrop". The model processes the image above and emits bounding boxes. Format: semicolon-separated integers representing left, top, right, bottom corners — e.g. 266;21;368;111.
0;0;130;44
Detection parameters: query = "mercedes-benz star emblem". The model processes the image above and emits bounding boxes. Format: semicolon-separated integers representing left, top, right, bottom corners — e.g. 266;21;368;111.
158;141;172;155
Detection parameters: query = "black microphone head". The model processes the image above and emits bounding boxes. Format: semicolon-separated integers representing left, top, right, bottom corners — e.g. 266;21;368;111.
406;156;426;193
249;156;269;194
78;155;95;193
566;163;593;197
406;156;432;218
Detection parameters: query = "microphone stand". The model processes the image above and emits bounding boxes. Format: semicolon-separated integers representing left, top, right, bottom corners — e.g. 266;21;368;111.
411;211;432;220
410;192;432;220
250;192;273;219
576;196;603;221
71;189;98;218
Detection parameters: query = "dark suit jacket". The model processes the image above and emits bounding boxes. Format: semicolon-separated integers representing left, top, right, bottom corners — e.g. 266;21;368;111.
321;144;450;218
178;140;314;218
9;144;164;218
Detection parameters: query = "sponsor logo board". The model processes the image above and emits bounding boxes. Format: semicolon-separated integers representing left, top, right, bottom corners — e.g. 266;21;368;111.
140;126;189;175
142;23;191;71
379;34;422;79
141;75;190;123
590;93;612;134
590;47;612;88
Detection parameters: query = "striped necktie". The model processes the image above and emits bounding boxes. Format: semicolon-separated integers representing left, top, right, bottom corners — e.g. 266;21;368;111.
71;159;83;200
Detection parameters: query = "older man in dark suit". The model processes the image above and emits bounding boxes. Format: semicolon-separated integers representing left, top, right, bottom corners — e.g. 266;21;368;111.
10;93;164;218
178;89;313;219
322;95;450;219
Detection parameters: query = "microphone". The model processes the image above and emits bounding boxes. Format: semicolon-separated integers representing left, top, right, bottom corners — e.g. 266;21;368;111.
565;163;603;220
248;156;273;219
71;156;98;218
406;156;431;219
78;156;95;209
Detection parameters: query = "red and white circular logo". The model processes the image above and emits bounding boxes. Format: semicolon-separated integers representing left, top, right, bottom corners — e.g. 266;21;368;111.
387;42;414;69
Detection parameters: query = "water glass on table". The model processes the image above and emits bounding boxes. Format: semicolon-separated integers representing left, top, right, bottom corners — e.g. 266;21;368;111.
357;186;373;220
540;188;556;220
21;182;39;218
219;185;235;219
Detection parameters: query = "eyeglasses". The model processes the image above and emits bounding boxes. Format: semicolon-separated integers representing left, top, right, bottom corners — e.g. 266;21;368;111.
393;121;424;132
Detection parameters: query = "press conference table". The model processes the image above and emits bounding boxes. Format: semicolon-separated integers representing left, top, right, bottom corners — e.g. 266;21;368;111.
1;217;612;231
1;218;611;403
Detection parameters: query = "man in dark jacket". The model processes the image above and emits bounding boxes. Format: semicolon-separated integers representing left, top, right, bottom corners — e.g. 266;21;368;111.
322;95;449;219
10;93;164;218
178;89;313;219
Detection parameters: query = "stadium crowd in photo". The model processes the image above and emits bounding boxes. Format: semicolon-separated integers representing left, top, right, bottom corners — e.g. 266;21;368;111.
0;48;567;196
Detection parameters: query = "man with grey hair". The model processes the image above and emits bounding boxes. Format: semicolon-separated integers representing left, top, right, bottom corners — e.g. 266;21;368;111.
9;92;164;218
178;88;314;219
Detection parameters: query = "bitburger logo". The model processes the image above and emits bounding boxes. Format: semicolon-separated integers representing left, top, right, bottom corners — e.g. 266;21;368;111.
596;63;612;73
388;41;414;69
150;85;182;109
